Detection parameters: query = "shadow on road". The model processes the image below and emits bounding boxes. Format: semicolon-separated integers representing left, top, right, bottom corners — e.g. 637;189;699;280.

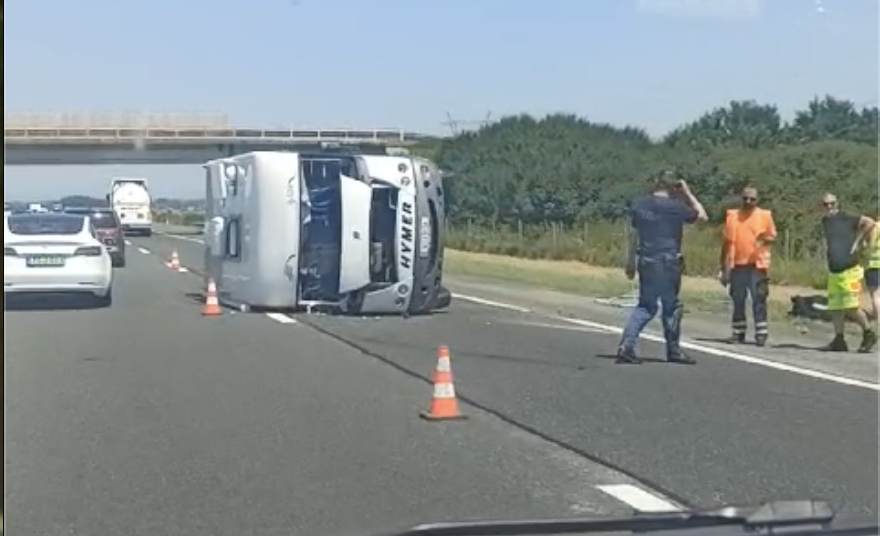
4;294;105;311
594;353;669;364
693;336;827;352
771;342;826;351
693;336;755;345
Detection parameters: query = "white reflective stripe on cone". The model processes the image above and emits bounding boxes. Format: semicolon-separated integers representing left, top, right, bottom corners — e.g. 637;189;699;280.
433;383;456;399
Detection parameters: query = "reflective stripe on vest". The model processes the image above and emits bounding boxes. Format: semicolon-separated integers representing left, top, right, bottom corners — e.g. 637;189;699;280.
870;224;880;269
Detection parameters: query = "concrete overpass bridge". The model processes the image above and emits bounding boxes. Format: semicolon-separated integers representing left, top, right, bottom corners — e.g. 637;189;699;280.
4;111;442;165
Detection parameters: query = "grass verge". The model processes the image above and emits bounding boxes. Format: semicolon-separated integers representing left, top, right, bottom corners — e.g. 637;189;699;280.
443;249;820;322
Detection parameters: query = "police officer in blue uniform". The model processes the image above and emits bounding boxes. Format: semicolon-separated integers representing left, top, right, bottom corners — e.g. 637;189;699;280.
616;171;709;364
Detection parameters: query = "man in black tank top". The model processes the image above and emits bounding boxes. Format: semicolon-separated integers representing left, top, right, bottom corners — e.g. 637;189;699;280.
819;193;877;353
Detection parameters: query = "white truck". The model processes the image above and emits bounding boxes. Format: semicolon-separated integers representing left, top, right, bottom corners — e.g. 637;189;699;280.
202;150;451;316
108;178;153;236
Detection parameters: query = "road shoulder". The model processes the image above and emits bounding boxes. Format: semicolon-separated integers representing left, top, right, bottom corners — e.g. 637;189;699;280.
445;276;879;385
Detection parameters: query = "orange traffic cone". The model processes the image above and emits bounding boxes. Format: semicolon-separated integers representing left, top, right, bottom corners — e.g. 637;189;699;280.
420;345;467;421
202;278;222;316
168;250;181;272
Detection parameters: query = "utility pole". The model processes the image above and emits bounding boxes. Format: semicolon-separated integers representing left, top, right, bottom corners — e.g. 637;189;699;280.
440;111;494;136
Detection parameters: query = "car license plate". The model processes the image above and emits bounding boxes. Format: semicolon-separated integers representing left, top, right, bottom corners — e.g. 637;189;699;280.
26;255;66;267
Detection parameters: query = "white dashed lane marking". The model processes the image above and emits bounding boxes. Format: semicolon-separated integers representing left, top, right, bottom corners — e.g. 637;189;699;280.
596;484;681;512
265;313;297;324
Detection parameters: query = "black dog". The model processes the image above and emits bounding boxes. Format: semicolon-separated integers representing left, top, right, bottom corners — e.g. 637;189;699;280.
789;294;873;324
788;295;831;323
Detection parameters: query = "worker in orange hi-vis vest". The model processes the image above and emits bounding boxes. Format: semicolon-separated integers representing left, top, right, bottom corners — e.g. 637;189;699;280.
717;186;777;347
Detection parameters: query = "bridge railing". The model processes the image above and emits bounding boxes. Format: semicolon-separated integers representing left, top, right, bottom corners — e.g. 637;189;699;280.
3;111;439;144
4;111;234;129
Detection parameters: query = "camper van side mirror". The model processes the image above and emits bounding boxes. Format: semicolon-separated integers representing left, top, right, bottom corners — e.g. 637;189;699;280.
105;194;110;202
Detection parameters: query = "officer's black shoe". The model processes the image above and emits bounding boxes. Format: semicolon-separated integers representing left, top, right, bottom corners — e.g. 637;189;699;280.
857;330;877;354
819;335;848;352
615;347;641;365
667;350;696;365
726;333;746;344
755;334;768;347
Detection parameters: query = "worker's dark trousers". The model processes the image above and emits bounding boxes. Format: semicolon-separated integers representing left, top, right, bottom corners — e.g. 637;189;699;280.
620;254;684;355
729;264;769;338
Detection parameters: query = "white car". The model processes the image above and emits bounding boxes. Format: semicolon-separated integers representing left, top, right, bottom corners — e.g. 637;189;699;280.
4;212;114;306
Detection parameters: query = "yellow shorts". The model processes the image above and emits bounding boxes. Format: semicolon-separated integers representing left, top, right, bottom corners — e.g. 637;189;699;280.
827;266;864;311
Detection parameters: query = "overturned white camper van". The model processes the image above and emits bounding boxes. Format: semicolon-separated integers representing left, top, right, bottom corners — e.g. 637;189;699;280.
202;151;451;315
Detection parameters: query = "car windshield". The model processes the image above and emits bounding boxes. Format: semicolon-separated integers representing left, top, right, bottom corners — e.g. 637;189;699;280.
88;212;119;229
7;214;85;235
64;209;119;229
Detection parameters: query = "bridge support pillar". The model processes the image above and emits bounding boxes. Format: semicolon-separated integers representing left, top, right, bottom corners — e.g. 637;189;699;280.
216;144;237;157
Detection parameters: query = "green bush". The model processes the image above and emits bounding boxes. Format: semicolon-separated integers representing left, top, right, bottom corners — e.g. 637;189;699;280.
421;95;877;290
446;221;826;289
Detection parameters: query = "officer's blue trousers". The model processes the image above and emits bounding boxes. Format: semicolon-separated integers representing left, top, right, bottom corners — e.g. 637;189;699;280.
620;255;684;355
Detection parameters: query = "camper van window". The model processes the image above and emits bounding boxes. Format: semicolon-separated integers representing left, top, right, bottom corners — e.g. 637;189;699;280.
225;218;241;260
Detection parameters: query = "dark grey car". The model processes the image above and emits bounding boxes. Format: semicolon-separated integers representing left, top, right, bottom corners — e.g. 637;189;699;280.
64;207;127;267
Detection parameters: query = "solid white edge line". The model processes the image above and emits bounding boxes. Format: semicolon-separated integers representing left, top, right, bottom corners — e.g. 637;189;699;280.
499;319;606;333
137;247;150;254
456;294;880;392
596;484;681;512
153;235;877;390
158;232;205;244
455;294;531;313
265;313;297;324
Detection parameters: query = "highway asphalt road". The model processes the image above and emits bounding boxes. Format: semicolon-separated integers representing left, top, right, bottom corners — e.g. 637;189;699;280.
146;232;878;520
6;238;657;536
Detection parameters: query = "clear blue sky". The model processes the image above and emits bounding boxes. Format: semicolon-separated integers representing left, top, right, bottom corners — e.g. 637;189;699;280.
5;0;877;201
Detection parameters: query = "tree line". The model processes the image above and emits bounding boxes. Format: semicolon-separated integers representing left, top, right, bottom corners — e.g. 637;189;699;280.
427;95;877;228
415;95;878;285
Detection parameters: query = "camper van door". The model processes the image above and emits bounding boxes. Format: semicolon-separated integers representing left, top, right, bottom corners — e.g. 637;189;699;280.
338;176;372;293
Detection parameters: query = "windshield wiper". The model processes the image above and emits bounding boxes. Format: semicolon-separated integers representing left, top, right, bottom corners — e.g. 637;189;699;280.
373;501;846;536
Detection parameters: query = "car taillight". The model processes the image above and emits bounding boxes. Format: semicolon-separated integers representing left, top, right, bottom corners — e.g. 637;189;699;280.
4;247;17;256
74;246;103;256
